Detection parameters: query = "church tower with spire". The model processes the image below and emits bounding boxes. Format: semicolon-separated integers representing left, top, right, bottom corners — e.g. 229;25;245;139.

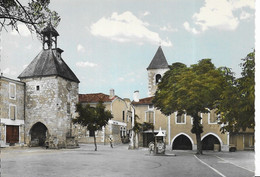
147;46;169;96
18;23;80;148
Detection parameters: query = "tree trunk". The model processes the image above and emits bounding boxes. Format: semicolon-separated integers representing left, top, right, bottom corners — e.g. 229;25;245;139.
94;133;97;151
196;132;202;154
192;113;203;155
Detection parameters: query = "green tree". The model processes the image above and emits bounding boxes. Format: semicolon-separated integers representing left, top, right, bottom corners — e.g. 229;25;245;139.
217;51;255;132
0;0;60;37
153;60;225;154
73;101;113;151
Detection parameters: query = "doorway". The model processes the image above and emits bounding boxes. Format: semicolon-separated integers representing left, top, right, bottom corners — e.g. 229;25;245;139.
6;125;19;145
30;122;48;146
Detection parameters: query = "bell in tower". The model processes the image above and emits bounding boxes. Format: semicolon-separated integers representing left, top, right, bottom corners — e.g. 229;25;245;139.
41;22;59;50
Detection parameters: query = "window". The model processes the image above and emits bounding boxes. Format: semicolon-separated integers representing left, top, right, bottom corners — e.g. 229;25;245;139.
148;104;154;110
36;85;40;91
175;112;186;124
120;127;126;138
208;109;218;124
89;130;95;137
9;105;16;120
67;103;71;114
122;111;125;122
9;83;16;99
155;74;162;84
145;111;154;124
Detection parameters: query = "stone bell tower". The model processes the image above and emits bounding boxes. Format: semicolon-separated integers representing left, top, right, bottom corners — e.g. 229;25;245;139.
18;23;80;148
147;46;169;97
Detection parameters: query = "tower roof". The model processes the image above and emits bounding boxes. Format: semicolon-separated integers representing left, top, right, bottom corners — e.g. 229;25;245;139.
41;23;59;36
18;49;80;83
147;46;169;70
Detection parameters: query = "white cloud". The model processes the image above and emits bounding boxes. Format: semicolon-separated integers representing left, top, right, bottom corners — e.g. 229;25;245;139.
2;67;17;76
77;44;85;53
185;0;254;34
160;25;178;32
240;11;252;20
10;24;31;37
118;77;125;82
76;61;97;68
90;11;172;47
23;64;28;69
183;22;200;34
143;11;150;16
230;0;255;10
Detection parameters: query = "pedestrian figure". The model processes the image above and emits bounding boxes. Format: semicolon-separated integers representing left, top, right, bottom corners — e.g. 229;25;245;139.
109;137;113;148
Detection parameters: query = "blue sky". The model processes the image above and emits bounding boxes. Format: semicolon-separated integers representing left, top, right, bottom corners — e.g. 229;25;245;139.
0;0;255;99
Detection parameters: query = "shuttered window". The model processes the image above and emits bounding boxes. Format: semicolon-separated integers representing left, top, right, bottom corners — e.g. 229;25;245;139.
145;111;154;124
209;110;218;124
9;105;16;120
175;112;186;124
9;83;16;99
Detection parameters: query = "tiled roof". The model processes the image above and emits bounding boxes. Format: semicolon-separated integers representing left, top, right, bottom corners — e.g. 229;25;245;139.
79;93;116;103
147;46;169;70
18;49;80;83
132;96;154;105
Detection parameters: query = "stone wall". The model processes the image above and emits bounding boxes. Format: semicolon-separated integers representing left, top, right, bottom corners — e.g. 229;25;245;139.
21;76;78;148
147;68;169;97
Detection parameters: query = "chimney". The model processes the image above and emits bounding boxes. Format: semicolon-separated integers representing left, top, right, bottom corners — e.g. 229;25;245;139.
109;89;115;99
133;90;139;102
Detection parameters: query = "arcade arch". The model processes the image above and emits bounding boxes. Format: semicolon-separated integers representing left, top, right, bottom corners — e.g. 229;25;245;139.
171;133;194;150
201;133;222;150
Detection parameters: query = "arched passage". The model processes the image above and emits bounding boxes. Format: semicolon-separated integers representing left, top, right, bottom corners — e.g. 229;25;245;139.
202;134;221;150
30;122;48;146
172;134;193;150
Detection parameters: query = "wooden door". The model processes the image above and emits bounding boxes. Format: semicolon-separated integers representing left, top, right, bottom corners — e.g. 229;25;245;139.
6;125;19;144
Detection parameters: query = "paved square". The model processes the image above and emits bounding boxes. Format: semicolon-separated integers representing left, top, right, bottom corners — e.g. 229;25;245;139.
0;144;255;177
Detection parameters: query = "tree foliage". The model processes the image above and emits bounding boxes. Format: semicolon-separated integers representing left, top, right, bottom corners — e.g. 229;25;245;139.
73;101;113;151
0;0;60;37
153;59;226;154
216;51;255;132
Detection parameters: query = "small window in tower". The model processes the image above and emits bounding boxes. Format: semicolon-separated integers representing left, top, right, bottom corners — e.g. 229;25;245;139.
67;103;71;114
155;74;162;84
36;85;40;91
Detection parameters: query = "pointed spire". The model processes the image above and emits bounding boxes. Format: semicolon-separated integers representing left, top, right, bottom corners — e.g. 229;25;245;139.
147;46;169;70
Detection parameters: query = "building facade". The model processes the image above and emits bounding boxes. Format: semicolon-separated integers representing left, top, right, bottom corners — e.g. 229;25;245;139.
0;76;25;147
132;46;235;151
77;90;131;145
